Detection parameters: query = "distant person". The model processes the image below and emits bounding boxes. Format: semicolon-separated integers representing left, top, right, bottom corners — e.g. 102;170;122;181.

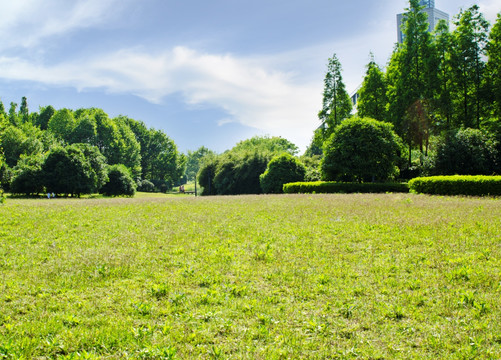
47;193;50;199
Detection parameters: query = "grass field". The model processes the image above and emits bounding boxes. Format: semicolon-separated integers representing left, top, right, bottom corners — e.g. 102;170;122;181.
0;193;500;359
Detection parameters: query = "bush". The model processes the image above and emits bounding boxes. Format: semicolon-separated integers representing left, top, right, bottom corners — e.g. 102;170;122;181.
137;179;156;192
432;128;498;175
260;154;306;193
100;164;136;197
213;151;269;195
283;181;409;194
409;176;501;196
10;167;44;196
321;117;404;182
42;146;97;197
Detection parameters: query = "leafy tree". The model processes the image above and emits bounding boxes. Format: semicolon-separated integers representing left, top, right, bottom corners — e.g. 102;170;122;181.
71;115;97;144
0;99;6;120
42;145;96;197
357;54;388;121
100;164;136;197
231;136;298;156
8;102;19;126
450;5;490;129
304;128;324;157
260;153;306;194
321;117;404;182
486;13;501;123
432;128;498;175
72;143;108;191
213;151;269;195
35;105;56;130
185;146;216;181
10;154;45;196
198;156;219;196
0;125;43;167
114;117;142;178
318;53;352;139
48;108;76;142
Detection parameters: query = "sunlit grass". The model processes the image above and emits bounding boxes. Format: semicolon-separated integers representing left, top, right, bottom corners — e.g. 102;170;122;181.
0;194;500;359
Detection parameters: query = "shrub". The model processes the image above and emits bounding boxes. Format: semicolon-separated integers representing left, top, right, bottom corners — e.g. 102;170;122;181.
432;128;498;175
321;117;404;182
260;154;306;194
100;164;136;197
214;151;269;195
283;181;409;194
137;179;156;192
409;176;501;196
42;145;97;197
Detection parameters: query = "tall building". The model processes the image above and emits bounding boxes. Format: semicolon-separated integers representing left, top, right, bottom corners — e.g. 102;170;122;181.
397;0;449;43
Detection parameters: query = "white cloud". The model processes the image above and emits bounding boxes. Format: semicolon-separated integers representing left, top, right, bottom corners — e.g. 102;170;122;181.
0;0;125;50
0;47;321;150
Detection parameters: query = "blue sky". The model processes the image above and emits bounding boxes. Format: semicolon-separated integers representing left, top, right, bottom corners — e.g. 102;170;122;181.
0;0;499;154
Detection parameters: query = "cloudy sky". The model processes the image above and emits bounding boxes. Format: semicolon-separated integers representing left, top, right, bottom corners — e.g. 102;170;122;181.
0;0;499;153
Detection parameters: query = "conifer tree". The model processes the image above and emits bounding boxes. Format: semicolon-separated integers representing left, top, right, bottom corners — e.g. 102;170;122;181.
450;5;489;129
357;54;388;121
318;53;352;140
486;13;501;123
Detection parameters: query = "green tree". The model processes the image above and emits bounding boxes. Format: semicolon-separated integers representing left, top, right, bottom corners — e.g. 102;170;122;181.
387;0;437;166
450;5;490;129
213;151;269;195
48;108;76;142
318;53;352;139
486;13;501;123
198;155;219;196
35;105;56;130
185;146;216;181
357;54;388;121
42;145;96;197
19;96;29;123
72;143;108;191
71;115;97;144
0;125;43;167
321;117;404;182
432;128;498;175
8;102;19;126
10;154;45;196
231;136;298;156
433;20;454;129
260;153;306;194
100;164;136;197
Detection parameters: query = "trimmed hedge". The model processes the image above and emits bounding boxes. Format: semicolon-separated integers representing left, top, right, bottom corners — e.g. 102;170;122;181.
409;176;501;196
283;181;409;194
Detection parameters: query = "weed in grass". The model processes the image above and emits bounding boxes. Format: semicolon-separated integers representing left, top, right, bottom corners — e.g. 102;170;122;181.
132;302;152;316
150;284;170;300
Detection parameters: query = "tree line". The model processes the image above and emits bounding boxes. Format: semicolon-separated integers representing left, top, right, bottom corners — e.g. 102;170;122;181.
0;100;185;196
309;0;501;180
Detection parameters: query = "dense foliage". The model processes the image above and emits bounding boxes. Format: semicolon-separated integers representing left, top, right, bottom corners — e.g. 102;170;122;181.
409;175;501;196
100;164;136;197
198;136;301;195
283;181;409;194
321;117;404;182
260;153;306;194
431;128;499;175
316;1;501;179
0;100;185;196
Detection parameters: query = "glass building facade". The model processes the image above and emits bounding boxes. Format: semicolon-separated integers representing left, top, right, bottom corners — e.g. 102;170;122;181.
419;0;435;8
397;0;448;43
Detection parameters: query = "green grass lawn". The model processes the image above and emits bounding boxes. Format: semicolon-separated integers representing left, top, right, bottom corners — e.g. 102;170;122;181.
0;194;500;359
